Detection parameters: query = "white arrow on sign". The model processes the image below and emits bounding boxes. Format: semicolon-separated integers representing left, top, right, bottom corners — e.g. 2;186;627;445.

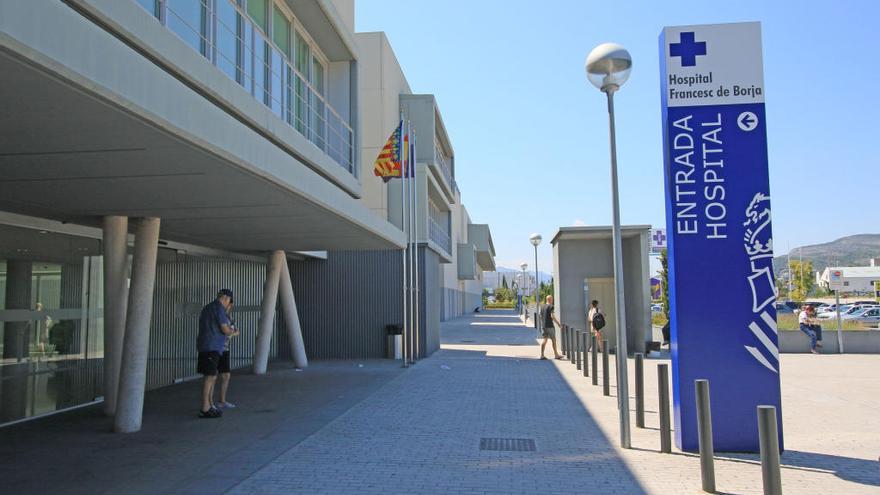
737;111;759;131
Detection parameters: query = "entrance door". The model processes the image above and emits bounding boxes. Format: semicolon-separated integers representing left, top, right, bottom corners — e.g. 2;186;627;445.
586;277;617;349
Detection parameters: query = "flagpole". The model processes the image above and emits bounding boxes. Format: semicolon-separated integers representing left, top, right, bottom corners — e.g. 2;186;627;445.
406;119;416;364
412;124;420;360
399;116;408;368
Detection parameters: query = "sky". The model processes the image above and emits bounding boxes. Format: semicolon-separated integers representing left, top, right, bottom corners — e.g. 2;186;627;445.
355;0;880;275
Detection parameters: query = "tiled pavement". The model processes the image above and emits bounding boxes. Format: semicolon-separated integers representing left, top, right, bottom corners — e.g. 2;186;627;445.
3;310;878;494
230;310;880;495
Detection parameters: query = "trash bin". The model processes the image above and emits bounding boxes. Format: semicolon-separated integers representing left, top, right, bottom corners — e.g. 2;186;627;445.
385;324;403;360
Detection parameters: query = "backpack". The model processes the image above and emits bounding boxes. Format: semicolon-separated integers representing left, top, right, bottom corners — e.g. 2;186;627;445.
592;312;606;330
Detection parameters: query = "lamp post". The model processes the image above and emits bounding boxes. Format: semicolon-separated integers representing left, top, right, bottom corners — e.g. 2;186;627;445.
520;262;528;317
586;42;632;449
529;234;542;332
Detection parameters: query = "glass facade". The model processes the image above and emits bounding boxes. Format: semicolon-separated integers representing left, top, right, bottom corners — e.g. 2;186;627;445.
0;226;103;424
132;0;354;174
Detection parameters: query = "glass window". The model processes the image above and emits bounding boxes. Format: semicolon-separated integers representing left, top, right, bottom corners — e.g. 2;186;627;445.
135;0;159;17
216;0;243;84
294;31;310;134
272;6;291;58
166;0;208;56
247;0;268;33
311;56;326;148
0;226;104;425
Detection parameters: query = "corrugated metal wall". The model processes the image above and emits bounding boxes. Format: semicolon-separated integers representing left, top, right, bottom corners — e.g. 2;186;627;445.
288;250;403;359
145;254;284;390
419;247;441;356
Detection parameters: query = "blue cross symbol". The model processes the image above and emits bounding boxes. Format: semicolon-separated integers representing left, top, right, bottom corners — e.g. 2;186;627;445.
669;32;707;67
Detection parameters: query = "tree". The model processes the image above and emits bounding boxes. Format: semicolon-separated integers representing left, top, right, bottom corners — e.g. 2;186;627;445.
501;274;508;290
789;259;815;302
659;249;670;321
539;278;554;302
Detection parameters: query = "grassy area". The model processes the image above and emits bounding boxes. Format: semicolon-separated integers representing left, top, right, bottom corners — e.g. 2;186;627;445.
652;312;872;330
777;313;871;331
484;302;516;309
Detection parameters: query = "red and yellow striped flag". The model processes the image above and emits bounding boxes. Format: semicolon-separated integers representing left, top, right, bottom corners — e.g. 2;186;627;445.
373;122;403;182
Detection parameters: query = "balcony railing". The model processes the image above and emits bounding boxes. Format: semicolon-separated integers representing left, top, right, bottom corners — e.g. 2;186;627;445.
142;0;354;174
434;142;456;192
429;217;451;255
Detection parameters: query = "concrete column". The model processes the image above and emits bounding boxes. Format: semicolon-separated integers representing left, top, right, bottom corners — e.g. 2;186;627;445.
102;216;129;416
279;254;308;369
253;250;284;375
2;260;32;360
113;218;160;433
1;260;32;422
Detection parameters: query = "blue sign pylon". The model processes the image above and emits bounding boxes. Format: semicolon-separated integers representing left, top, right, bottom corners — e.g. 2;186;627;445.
659;22;782;453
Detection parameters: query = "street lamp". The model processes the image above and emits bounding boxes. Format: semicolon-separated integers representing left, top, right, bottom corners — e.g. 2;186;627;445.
586;42;632;449
529;234;542;332
520;262;528;316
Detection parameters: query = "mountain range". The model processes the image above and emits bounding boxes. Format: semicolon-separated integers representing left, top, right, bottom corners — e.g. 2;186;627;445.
773;234;880;275
496;266;553;284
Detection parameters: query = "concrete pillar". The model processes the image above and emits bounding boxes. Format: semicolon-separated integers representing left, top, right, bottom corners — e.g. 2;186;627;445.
279;254;308;369
2;260;32;360
1;260;32;422
102;216;129;416
253;250;284;375
113;218;160;433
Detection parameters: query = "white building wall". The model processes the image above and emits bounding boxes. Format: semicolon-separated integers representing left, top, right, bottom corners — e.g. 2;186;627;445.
355;32;411;221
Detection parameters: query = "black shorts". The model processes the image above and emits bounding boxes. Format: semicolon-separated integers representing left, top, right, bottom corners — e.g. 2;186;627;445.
218;351;231;373
197;351;221;376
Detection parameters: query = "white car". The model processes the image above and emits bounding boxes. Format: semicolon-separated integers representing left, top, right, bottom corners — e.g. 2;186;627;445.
842;306;880;321
817;304;859;319
845;307;880;324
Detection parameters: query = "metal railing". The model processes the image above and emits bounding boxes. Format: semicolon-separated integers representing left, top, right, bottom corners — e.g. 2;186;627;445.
434;142;456;192
429;217;451;255
145;0;354;174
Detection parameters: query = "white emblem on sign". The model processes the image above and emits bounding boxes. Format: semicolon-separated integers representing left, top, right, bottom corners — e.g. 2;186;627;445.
742;192;777;373
737;111;759;132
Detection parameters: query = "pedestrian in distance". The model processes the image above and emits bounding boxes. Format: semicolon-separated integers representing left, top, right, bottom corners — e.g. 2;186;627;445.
588;300;606;352
539;295;564;360
196;289;238;418
798;304;821;354
215;299;240;410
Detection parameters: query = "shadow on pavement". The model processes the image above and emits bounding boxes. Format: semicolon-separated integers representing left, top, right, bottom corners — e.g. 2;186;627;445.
0;360;404;495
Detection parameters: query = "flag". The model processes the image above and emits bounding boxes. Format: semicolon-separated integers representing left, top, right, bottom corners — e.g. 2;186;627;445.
373;122;403;182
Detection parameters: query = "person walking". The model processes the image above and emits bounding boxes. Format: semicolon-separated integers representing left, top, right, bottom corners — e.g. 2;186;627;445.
798;304;820;354
215;299;240;409
196;289;237;418
540;295;564;360
588;300;606;352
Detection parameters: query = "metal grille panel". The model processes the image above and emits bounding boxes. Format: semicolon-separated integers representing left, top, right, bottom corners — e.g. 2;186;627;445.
479;438;536;452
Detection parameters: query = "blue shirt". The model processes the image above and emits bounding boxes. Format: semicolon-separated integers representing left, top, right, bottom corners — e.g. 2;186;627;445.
197;300;230;353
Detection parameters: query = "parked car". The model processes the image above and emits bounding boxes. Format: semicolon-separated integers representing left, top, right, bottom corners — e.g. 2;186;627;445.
820;304;878;319
844;307;880;324
775;303;795;314
853;300;879;306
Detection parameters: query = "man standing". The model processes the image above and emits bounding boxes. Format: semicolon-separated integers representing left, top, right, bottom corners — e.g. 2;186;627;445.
215;299;239;409
540;295;564;360
196;289;237;418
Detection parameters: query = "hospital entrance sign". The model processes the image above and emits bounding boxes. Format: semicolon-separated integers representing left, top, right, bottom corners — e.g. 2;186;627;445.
659;22;782;452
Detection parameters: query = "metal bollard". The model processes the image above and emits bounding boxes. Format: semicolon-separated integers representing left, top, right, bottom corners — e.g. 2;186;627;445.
635;353;645;428
695;379;716;493
582;332;589;377
591;335;599;385
658;364;671;453
575;331;582;370
569;328;576;364
758;406;782;495
562;325;568;355
602;340;610;396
